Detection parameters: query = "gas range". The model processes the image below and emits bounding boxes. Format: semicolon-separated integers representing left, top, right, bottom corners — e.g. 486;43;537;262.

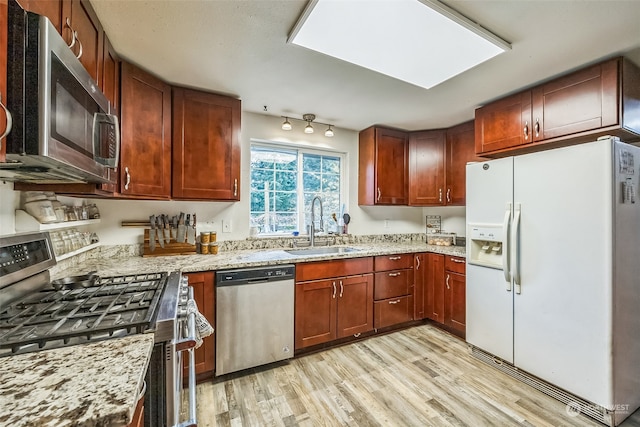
0;231;197;427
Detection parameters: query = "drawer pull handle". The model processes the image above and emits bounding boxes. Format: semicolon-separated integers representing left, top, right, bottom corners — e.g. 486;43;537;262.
416;255;421;270
446;274;450;290
332;281;336;299
389;299;401;305
339;280;344;298
451;258;465;264
523;121;529;140
388;256;402;261
388;272;401;277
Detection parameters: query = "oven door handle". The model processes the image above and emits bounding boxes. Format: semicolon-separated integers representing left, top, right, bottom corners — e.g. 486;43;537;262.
175;286;198;427
175;347;197;427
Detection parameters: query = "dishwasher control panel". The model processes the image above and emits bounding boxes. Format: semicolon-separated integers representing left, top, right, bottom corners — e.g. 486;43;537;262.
216;264;295;285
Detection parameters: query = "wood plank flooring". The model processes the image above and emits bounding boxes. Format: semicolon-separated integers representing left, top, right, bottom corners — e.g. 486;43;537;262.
195;324;640;426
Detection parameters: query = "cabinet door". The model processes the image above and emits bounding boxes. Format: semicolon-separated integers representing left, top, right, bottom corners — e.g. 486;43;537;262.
408;130;445;206
102;33;119;115
413;253;425;320
183;272;215;377
17;0;62;32
446;121;481;206
172;88;241;200
375;127;408;205
425;253;444;323
61;0;103;85
336;274;374;338
295;279;336;349
475;91;532;155
445;272;466;336
120;62;172;198
0;0;7;163
531;60;619;142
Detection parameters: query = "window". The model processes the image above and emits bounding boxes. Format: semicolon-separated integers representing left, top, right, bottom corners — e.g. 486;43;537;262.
250;143;345;235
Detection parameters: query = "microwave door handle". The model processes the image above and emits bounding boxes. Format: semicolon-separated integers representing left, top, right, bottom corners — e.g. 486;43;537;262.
110;114;120;168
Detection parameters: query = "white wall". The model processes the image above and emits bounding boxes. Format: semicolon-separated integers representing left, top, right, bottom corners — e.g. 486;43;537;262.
0;112;466;243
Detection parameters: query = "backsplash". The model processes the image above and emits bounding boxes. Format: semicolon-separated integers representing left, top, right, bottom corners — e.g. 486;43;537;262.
52;233;466;274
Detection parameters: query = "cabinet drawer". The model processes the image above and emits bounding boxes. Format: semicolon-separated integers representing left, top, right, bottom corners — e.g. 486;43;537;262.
374;269;413;300
374;295;413;329
296;257;373;282
445;256;466;274
374;254;413;271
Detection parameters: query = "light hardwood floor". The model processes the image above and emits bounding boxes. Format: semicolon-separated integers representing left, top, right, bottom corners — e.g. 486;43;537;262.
195;324;640;426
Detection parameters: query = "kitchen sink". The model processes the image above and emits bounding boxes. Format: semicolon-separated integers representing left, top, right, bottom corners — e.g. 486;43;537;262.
284;246;361;256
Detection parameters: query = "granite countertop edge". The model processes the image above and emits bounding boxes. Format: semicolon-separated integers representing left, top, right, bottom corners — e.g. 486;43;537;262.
54;242;466;278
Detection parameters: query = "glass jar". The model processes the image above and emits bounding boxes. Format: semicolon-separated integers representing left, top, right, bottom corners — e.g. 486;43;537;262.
23;193;58;224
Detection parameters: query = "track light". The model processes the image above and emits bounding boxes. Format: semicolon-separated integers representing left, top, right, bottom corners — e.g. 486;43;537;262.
279;113;335;137
324;126;334;137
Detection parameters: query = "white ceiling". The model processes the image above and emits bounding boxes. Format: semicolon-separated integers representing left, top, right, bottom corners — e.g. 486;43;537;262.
89;0;640;132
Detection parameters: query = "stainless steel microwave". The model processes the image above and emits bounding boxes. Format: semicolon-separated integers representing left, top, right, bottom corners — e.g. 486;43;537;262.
2;1;119;184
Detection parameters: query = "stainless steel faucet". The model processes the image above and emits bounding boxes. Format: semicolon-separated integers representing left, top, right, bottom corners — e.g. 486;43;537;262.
308;196;324;246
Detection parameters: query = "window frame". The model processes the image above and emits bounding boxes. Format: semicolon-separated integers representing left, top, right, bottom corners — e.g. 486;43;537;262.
249;139;348;237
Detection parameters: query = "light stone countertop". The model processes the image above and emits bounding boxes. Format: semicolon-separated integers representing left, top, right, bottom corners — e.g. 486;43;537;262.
0;333;154;427
53;241;466;279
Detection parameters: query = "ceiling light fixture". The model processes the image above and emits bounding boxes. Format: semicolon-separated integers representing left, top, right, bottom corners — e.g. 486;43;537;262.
280;114;335;137
288;0;511;90
303;114;315;134
324;125;334;138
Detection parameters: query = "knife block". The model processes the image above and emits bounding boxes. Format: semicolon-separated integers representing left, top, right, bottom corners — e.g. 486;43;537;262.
142;228;197;257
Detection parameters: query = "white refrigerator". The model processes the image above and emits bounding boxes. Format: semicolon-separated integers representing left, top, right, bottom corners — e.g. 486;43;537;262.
466;137;640;426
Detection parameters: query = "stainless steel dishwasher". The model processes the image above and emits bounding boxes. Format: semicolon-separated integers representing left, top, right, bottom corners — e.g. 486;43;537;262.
216;264;295;376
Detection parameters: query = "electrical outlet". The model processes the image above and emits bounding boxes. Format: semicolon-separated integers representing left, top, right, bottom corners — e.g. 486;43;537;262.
222;219;232;233
384;219;390;228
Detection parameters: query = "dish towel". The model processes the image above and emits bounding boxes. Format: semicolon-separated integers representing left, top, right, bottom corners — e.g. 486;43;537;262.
186;299;214;349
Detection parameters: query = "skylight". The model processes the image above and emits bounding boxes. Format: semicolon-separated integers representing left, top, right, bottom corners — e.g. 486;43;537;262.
288;0;511;89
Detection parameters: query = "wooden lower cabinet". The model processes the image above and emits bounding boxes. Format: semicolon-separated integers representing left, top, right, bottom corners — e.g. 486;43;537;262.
183;271;215;378
295;273;373;350
373;253;414;329
425;253;445;323
421;253;466;337
444;271;466;335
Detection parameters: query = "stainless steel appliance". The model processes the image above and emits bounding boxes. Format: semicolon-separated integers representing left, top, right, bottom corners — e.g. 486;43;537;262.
3;0;120;184
466;138;640;426
216;265;295;376
0;232;196;427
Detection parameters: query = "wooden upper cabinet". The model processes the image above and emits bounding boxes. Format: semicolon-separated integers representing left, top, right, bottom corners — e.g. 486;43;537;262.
408;130;445;206
475;91;532;155
17;0;63;32
172;88;241;200
102;33;119;115
0;0;7;163
359;126;408;205
476;57;640;157
61;0;103;85
120;62;172;198
445;121;481;206
531;59;619;142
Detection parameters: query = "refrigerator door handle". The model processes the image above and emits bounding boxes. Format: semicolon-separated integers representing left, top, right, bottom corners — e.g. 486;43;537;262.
513;204;522;294
502;203;512;289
